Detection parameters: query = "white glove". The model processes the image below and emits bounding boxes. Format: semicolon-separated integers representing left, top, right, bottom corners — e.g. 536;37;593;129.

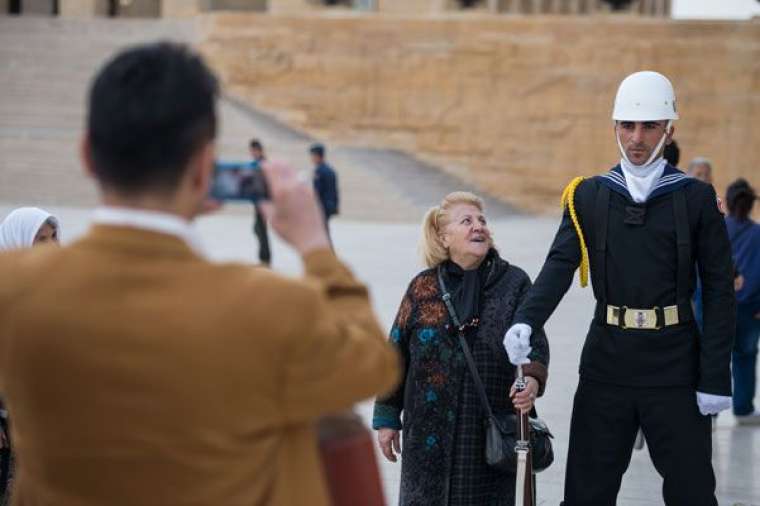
503;323;532;365
696;392;732;416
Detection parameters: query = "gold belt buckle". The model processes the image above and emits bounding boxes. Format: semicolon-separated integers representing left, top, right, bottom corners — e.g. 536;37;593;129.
621;306;660;330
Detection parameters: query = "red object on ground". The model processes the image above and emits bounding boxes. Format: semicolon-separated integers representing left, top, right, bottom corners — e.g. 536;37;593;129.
318;412;386;506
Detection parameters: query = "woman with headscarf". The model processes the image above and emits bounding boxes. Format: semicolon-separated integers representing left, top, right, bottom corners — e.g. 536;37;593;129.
0;207;60;250
724;180;760;425
372;191;549;505
0;206;60;504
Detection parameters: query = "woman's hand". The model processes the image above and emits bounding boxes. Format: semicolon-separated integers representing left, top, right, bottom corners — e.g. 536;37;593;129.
510;376;539;414
377;428;401;463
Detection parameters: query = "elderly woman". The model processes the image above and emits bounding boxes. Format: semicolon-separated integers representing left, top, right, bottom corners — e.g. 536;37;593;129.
0;207;60;250
373;191;549;505
0;206;60;504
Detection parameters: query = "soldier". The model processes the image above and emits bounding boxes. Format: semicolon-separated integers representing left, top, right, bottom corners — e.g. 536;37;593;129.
503;71;736;505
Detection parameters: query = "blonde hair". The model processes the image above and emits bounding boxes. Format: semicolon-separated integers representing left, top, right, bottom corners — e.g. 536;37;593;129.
420;191;485;268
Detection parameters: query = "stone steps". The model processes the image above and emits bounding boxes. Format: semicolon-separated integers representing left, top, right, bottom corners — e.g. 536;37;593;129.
0;15;516;222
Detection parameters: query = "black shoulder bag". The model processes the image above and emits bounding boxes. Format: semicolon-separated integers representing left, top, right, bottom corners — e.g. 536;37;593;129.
436;266;554;474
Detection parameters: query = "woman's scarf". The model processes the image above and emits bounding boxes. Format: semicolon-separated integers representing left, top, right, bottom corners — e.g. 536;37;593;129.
441;249;499;325
0;207;58;251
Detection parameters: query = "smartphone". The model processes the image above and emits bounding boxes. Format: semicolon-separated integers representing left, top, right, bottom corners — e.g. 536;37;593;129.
210;161;269;202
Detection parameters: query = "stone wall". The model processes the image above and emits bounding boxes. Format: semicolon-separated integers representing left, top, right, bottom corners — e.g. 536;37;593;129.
201;14;760;211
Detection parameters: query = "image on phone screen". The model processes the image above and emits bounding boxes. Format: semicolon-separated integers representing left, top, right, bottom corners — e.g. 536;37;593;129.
210;162;269;202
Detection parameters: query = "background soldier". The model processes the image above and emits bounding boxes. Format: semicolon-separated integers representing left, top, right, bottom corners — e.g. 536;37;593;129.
310;143;339;240
249;138;271;265
503;71;736;506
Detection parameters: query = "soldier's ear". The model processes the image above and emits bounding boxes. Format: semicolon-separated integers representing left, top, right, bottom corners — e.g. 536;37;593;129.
666;125;676;143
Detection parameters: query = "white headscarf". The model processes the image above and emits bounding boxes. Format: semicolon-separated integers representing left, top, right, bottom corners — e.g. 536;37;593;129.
0;207;59;251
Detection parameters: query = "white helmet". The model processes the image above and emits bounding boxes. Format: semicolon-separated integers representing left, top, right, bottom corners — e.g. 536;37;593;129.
612;71;679;121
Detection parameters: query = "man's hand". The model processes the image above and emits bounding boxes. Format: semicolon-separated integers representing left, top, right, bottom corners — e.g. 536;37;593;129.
696;391;732;416
258;161;330;256
503;323;532;365
377;428;401;463
510;376;539;414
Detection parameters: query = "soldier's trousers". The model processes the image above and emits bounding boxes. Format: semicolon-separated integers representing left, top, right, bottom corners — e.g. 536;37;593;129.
253;207;271;265
561;378;717;506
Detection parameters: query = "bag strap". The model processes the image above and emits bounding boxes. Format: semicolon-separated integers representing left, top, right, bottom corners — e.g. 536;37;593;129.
593;184;610;304
436;266;495;420
673;190;691;305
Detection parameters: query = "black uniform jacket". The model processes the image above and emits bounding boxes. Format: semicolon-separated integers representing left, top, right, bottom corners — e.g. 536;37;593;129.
515;164;735;395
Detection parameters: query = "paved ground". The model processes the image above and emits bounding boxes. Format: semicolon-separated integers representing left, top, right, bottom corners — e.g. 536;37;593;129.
1;14;759;506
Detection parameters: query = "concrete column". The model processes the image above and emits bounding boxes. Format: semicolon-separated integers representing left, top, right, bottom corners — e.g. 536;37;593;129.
162;0;203;17
210;0;267;10
21;0;55;14
354;0;377;11
654;0;667;17
662;0;671;17
59;0;99;16
115;0;159;17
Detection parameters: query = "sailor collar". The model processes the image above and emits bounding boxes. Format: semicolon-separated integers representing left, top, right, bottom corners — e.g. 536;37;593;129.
598;164;692;203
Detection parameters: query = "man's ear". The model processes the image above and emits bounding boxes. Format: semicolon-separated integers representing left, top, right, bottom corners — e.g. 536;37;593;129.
189;141;215;194
80;135;96;179
666;124;676;144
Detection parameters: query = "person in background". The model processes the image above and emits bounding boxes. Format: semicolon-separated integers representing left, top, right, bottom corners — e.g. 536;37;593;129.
373;191;548;505
0;42;398;506
663;138;680;167
724;179;760;425
249;139;271;266
689;158;740;333
310;143;339;239
0;207;59;249
687;157;713;185
0;206;60;504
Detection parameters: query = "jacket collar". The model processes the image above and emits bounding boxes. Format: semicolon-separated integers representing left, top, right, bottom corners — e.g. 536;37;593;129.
92;207;205;257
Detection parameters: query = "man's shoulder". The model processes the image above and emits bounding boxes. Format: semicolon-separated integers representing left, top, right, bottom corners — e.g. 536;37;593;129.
319;163;336;175
681;177;713;199
0;246;64;304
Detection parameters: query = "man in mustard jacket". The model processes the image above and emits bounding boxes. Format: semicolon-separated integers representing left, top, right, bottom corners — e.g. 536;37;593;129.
0;42;399;506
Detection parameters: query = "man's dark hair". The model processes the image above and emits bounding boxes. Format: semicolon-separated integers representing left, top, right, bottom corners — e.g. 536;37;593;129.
87;42;219;194
663;139;680;167
310;143;325;158
726;178;757;222
249;139;263;151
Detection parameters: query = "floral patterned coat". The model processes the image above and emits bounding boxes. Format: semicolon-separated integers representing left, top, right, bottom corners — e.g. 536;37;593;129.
373;253;549;506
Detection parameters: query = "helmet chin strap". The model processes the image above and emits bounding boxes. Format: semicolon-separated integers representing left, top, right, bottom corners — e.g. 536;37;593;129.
617;120;673;167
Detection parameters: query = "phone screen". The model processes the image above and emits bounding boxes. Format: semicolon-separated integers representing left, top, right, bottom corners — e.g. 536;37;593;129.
210;162;269;202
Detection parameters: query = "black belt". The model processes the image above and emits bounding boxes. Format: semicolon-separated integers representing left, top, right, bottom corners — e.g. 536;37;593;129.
594;301;693;330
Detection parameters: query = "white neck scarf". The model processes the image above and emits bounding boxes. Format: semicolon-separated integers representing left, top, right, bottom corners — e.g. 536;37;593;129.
620;157;667;204
0;207;58;251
